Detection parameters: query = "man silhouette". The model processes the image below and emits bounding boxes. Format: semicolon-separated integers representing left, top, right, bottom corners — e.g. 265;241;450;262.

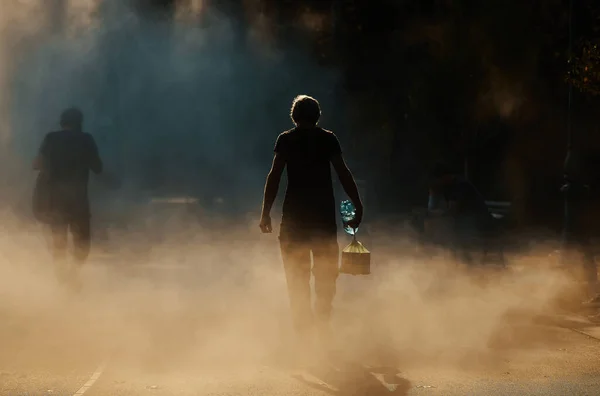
562;151;600;305
259;95;363;349
33;108;103;287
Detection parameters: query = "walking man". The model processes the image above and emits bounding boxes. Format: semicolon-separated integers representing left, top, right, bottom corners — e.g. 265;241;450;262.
33;108;103;288
259;95;363;349
561;151;600;306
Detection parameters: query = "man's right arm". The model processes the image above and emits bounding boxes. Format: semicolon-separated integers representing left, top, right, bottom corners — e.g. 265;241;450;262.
331;153;363;227
259;153;286;233
87;135;103;174
33;134;50;171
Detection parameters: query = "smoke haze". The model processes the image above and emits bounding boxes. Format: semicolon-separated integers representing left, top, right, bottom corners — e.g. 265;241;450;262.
0;1;589;392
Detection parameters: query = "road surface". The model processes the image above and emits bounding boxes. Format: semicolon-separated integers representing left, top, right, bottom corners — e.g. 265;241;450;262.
2;267;600;396
2;227;600;395
2;314;600;395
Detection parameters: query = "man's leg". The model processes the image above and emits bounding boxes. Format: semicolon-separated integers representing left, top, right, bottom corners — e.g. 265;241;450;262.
454;218;478;266
71;215;91;265
49;222;69;283
65;216;90;292
279;238;313;338
452;233;474;266
562;231;599;303
311;236;339;343
578;236;599;300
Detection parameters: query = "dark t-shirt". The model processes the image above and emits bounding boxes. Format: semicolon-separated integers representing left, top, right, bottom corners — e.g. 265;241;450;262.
36;130;102;219
444;176;491;229
274;127;342;235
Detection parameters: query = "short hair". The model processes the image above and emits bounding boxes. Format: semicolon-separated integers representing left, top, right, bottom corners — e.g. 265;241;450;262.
60;107;84;129
290;95;321;125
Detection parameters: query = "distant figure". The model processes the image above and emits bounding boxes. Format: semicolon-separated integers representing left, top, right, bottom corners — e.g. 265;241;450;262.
259;95;363;350
561;151;599;304
428;162;492;265
33;108;103;287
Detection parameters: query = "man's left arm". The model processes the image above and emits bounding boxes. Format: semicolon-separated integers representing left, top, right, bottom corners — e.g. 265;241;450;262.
87;134;103;174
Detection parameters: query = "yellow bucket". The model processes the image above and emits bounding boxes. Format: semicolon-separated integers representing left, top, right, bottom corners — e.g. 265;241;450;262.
340;237;371;275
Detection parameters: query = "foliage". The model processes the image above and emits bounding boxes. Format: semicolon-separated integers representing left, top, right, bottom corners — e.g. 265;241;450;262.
145;0;600;219
568;39;600;95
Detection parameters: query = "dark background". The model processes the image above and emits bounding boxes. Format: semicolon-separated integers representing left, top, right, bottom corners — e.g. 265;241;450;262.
152;0;600;231
4;0;600;231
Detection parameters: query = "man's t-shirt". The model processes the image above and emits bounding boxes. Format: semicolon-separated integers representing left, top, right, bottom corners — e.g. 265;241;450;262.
35;130;102;220
443;176;491;230
274;127;342;235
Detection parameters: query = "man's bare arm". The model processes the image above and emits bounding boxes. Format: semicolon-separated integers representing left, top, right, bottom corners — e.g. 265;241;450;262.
331;153;363;223
33;135;49;171
88;135;103;174
32;156;42;171
261;153;286;218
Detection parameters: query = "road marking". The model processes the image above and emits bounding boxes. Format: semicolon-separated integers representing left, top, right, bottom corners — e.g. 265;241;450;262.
72;361;107;396
570;327;600;342
371;372;399;392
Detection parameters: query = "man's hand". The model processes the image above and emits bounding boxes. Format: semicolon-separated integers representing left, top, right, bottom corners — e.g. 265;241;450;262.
260;153;285;234
345;205;363;231
331;154;364;232
259;214;273;234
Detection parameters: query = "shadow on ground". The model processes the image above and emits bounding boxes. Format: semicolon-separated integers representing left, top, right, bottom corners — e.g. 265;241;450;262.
293;362;411;395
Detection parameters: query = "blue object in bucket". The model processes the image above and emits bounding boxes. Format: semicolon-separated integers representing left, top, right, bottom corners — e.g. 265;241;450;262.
340;200;358;235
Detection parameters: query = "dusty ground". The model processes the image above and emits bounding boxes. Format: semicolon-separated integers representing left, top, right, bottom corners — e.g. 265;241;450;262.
1;218;599;395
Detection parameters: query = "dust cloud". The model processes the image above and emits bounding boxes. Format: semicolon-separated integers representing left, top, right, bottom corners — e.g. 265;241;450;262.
0;0;342;216
0;208;581;378
0;0;586;386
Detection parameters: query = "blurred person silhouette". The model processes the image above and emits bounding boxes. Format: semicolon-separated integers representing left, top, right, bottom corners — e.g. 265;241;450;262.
427;161;493;265
33;107;103;289
259;95;363;352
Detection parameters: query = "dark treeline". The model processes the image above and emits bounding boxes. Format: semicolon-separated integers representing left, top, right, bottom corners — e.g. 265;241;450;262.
136;0;600;230
7;0;599;229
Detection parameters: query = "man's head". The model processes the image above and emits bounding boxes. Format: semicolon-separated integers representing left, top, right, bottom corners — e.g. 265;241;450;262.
290;95;321;127
60;107;84;131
